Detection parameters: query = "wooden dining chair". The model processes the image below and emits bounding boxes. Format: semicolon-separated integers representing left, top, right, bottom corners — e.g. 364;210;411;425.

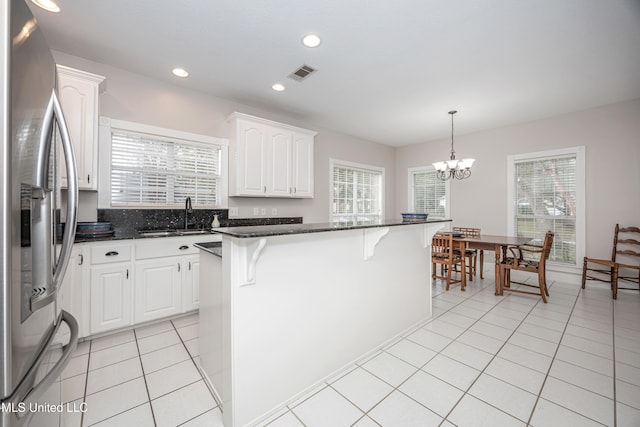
432;233;465;291
453;227;484;280
499;231;554;303
582;224;640;299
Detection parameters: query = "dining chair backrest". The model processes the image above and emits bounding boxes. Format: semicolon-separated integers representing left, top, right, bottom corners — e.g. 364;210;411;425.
613;225;640;288
582;224;640;299
432;233;454;261
432;232;465;291
613;225;640;264
499;231;554;303
452;227;483;280
453;227;481;237
541;230;554;262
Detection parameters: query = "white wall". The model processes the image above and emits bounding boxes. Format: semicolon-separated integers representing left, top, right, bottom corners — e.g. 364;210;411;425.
54;50;640;255
395;98;640;261
53;52;396;223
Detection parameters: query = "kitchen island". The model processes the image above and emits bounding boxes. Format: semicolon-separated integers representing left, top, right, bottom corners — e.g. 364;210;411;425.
197;219;449;426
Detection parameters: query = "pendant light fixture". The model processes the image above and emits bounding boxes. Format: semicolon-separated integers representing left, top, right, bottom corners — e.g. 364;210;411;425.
432;110;475;180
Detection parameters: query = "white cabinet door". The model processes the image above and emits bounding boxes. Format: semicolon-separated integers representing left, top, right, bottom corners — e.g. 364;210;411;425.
265;128;292;197
291;132;314;198
134;258;182;323
183;254;200;312
236;119;267;196
90;263;132;334
266;129;292;197
56;65;105;190
57;246;87;340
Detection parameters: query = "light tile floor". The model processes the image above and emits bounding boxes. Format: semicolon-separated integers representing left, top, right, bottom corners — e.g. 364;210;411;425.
61;271;640;426
61;313;221;427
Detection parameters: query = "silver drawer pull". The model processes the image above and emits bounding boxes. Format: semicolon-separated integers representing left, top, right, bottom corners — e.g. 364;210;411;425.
179;245;189;250
105;251;119;256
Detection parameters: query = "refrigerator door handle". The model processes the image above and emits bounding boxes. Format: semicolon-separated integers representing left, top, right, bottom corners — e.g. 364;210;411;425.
31;90;78;312
51;90;78;287
6;311;79;418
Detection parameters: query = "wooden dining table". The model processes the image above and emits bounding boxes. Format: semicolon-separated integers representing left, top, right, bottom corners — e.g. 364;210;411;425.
453;234;532;295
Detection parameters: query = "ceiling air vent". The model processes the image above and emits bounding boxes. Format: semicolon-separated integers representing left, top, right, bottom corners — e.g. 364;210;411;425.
288;64;317;82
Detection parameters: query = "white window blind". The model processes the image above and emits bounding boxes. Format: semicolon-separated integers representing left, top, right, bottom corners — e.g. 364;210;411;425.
331;161;383;223
410;168;448;219
110;130;222;207
513;154;578;264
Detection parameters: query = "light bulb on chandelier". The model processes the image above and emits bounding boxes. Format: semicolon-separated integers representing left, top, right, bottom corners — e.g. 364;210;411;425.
432;110;475;180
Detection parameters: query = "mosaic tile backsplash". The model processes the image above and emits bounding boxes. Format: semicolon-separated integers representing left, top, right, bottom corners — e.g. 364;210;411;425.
97;209;302;234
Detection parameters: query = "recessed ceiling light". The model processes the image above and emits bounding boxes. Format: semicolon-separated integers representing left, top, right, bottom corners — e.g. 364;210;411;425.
302;34;321;48
272;83;285;92
172;68;189;78
31;0;60;12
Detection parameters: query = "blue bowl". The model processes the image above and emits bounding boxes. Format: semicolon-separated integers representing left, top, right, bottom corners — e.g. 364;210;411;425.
401;213;428;220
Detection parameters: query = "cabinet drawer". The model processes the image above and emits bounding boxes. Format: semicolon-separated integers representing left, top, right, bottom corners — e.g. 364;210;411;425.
90;244;132;264
136;239;200;260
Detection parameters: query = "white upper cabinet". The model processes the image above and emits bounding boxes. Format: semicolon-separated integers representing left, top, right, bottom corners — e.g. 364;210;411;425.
291;131;314;198
57;65;106;190
229;113;316;198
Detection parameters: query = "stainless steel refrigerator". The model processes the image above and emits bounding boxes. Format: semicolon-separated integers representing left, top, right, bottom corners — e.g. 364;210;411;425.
1;0;79;426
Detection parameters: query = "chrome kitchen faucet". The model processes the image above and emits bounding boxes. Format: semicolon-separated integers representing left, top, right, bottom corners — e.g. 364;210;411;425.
184;196;193;229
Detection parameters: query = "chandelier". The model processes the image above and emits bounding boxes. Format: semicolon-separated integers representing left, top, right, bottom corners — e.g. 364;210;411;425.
432;110;475;180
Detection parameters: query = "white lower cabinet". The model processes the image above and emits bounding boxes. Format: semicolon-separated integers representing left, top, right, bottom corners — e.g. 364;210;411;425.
87;242;133;335
183;254;200;312
89;262;133;334
72;235;220;337
134;258;182;323
57;245;88;340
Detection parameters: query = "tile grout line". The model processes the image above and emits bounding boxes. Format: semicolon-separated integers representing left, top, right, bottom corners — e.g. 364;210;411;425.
169;318;223;414
80;340;91;427
81;317;210;426
268;278;635;426
132;328;158;427
438;278;547;425
526;283;618;427
81;334;152;426
524;281;582;426
281;283;497;425
349;278;525;423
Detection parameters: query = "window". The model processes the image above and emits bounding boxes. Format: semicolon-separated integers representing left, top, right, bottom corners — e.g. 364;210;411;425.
99;118;228;208
507;147;585;268
330;159;384;223
408;166;450;219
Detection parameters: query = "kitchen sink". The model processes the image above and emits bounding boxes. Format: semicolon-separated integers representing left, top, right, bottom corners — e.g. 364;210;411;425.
138;229;212;237
179;229;212;235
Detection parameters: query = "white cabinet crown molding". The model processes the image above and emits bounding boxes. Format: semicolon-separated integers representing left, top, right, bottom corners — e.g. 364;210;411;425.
227;112;317;137
57;64;107;92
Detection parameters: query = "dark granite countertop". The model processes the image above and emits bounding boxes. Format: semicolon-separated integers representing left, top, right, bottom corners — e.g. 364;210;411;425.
65;216;304;244
70;229;215;244
194;241;222;257
213;218;451;239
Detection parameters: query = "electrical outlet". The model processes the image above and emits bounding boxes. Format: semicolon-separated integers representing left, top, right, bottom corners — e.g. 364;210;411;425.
228;207;239;217
260;208;266;215
271;208;278;216
253;208;260;216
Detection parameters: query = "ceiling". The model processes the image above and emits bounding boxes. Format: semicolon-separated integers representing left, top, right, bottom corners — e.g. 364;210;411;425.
27;0;640;147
